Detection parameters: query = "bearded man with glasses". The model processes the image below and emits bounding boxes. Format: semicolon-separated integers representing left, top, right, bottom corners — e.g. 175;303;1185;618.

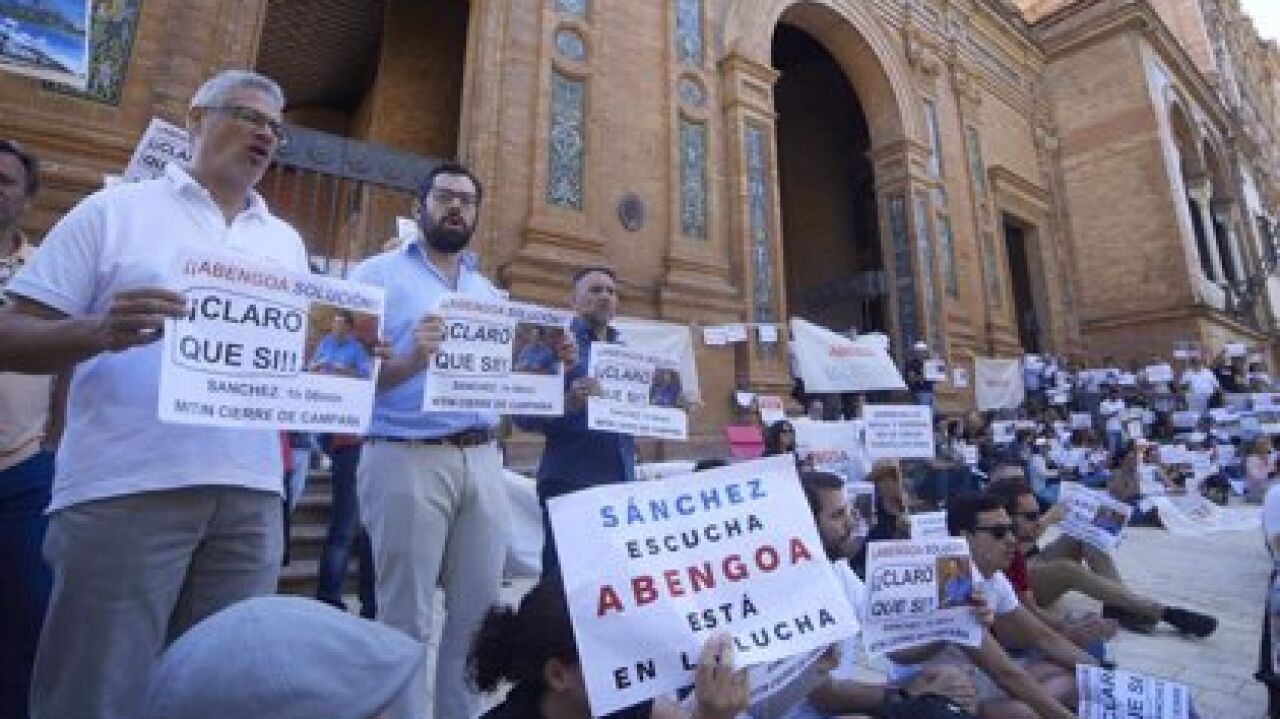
0;69;307;719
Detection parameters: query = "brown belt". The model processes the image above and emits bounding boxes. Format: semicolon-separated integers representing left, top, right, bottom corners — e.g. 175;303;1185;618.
366;429;495;449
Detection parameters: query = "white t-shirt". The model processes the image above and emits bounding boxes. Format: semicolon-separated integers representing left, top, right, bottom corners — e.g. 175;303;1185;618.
782;562;869;719
8;164;308;511
886;571;1019;684
1181;368;1219;396
1099;399;1126;432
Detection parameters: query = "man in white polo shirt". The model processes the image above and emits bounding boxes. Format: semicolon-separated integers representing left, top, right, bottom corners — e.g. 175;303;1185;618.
0;70;307;719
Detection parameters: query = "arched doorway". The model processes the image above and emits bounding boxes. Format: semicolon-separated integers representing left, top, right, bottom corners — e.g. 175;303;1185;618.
773;23;885;337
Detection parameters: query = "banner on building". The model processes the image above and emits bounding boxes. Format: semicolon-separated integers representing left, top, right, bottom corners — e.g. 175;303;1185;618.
157;249;384;432
789;318;906;393
1075;666;1190;719
975;358;1025;411
123;118;193;182
547;455;858;717
1057;483;1132;552
0;0;91;87
422;294;572;416
862;538;983;655
862;404;935;460
791;418;871;482
587;342;688;440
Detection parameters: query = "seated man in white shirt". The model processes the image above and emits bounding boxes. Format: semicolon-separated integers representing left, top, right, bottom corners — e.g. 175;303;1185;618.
885;493;1092;719
1180;357;1219;416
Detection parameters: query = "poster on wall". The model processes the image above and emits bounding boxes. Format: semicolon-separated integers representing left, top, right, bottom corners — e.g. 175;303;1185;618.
1;0;92;87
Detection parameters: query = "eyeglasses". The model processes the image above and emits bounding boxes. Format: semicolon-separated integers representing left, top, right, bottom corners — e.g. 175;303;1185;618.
1013;511;1040;522
201;105;290;147
973;524;1016;540
428;188;478;208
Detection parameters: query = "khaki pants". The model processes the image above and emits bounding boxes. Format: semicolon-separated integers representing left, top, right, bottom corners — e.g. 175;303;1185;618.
1028;535;1162;621
31;486;282;719
359;440;509;719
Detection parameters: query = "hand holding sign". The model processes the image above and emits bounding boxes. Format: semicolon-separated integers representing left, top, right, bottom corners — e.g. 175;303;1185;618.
692;634;750;719
555;332;579;371
410;313;446;367
567;376;601;412
99;287;188;351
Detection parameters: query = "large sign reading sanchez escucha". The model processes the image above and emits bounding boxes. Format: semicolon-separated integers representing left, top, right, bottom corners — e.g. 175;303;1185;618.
548;455;857;717
422;293;573;416
158;249;384;432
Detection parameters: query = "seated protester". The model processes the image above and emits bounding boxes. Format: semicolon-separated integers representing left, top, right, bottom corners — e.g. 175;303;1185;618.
470;577;747;719
789;471;979;719
984;475;1118;660
139;596;424;719
1245;437;1274;505
888;493;1087;719
1246;361;1273;392
1025;439;1059;507
762;420;797;457
1106;447;1160;527
988;470;1216;638
852;462;911;575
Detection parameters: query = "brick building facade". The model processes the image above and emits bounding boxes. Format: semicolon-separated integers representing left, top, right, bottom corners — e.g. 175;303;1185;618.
3;0;1280;451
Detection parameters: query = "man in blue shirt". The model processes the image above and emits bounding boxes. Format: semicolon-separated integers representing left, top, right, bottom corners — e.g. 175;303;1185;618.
351;162;573;719
516;267;639;575
307;310;371;379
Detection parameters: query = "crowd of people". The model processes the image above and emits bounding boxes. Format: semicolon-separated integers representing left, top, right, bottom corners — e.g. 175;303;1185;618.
0;67;1276;719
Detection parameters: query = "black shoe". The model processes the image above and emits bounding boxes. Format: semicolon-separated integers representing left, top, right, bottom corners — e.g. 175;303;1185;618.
1103;605;1157;633
1162;607;1217;638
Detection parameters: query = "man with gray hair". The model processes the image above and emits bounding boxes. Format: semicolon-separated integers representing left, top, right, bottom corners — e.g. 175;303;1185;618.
0;69;306;719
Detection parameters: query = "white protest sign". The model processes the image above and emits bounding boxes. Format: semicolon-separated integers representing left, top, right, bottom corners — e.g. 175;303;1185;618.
789;318;906;392
547;455;859;716
423;294;572;415
612;317;702;403
792;418;871;482
1171;411;1200;429
723;324;749;343
157;250;384;432
1225;342;1247;358
1255;393;1280;411
975;357;1025;411
990;421;1016;445
862;405;935;460
123;118;193;183
1144;364;1174;383
844;481;876;537
743;649;827;719
1075;666;1190;719
758;324;779;344
1070;412;1093;430
909;511;950;540
758;395;786;425
587;343;688;440
703;326;728;346
863;538;983;655
1058;483;1133;551
952;368;970;388
924;359;946;382
960;443;979;466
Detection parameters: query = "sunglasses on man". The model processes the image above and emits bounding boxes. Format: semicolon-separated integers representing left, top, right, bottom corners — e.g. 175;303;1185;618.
973;523;1016;540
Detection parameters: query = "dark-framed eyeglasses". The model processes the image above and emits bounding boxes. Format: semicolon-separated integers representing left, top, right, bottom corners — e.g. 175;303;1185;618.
973;524;1016;540
200;105;290;147
428;188;478;208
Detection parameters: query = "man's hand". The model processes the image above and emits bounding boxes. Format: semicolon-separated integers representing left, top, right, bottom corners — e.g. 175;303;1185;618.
1042;502;1066;527
691;633;749;719
905;665;978;714
970;587;995;628
372;341;393;362
566;376;600;413
1063;613;1118;646
555;333;578;371
94;288;187;352
410;314;445;366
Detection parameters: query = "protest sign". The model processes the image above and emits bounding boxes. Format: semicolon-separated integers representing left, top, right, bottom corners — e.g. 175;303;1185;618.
862;405;934;460
587;343;688;440
863;538;983;655
1075;666;1190;719
423;294;572;415
1070;412;1093;430
723;324;749;343
792;418;871;482
924;359;946;382
789;318;906;392
1225;342;1247;358
758;395;786;425
702;326;728;346
547;455;858;716
1057;483;1133;552
975;357;1024;411
1144;364;1174;383
1255;393;1280;411
157;249;384;432
952;368;969;388
743;649;828;719
989;421;1016;444
123;118;193;183
1171;411;1200;429
612;317;701;403
909;511;949;540
844;481;876;537
758;324;779;344
960;443;979;466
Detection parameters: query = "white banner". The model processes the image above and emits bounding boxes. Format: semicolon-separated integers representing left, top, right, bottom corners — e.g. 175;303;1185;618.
1076;666;1190;719
975;358;1025;411
789;318;906;393
547;455;858;716
863;539;983;655
1057;483;1132;552
422;294;572;415
123;118;192;183
758;395;786;425
909;511;950;540
157;250;384;432
863;404;935;460
792;418;871;482
611;317;701;403
587;343;688;440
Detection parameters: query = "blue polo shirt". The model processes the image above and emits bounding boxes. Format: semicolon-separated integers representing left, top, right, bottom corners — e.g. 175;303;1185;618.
308;333;372;378
350;241;500;438
515;317;635;496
